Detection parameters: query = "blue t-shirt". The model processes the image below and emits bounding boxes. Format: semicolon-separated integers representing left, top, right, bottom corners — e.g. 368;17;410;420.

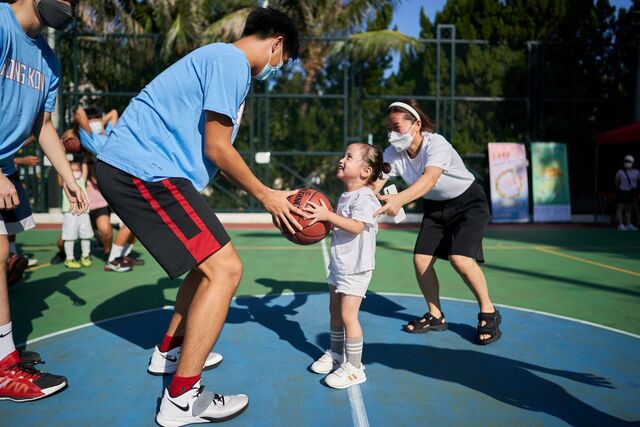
79;122;114;155
98;43;251;191
0;3;60;175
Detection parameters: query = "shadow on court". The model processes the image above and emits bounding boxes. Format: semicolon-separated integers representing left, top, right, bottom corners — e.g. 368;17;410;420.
11;271;86;345
363;343;628;426
230;279;327;360
90;277;179;349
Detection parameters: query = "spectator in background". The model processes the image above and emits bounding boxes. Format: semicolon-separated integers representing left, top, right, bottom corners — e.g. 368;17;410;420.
615;155;639;231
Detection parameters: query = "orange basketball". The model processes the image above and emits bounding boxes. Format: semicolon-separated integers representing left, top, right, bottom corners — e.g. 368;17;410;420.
62;135;83;153
282;188;333;245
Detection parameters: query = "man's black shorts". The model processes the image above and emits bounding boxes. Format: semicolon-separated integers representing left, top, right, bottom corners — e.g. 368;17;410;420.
96;161;230;279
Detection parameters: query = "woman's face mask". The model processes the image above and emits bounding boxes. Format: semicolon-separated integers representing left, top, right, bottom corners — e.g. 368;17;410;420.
388;122;417;152
37;0;74;30
624;161;633;169
255;44;283;81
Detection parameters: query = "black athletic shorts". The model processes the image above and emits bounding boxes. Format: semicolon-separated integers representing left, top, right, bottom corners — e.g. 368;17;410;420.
96;161;230;279
89;205;111;224
617;189;637;205
414;182;490;263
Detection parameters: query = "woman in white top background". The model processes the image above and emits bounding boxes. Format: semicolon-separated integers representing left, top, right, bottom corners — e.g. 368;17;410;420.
375;99;501;344
615;154;639;231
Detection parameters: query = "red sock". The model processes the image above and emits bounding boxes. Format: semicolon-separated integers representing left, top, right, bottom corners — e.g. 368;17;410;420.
169;374;201;398
159;334;184;352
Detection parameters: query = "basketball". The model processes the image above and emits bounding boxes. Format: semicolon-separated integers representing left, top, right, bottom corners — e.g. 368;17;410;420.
62;136;83;153
282;188;333;245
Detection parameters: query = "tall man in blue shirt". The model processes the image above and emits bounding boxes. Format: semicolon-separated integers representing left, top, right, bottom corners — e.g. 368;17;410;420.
0;0;88;402
96;7;303;426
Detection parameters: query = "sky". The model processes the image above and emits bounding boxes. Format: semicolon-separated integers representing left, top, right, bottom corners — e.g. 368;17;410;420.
390;0;635;38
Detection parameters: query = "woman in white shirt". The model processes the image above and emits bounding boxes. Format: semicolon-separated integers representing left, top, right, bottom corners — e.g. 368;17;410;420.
375;100;501;344
615;155;639;231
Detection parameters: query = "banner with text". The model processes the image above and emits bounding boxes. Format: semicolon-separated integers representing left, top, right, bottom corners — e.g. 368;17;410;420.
531;142;572;222
488;143;530;223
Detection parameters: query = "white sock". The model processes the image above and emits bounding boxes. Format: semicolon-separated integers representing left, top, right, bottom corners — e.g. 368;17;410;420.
64;241;75;260
109;244;124;262
123;244;134;257
8;242;17;254
81;239;91;257
0;322;16;361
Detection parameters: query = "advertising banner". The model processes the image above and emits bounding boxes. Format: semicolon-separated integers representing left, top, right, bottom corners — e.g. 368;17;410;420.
531;142;572;222
488;143;530;223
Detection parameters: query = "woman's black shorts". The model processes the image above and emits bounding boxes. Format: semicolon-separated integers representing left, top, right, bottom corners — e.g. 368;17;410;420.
414;182;490;263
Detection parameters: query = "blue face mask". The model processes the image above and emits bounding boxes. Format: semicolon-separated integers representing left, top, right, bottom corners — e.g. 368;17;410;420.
255;44;283;81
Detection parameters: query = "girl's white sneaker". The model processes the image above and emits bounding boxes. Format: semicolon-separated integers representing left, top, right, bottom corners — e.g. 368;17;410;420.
324;361;366;389
310;350;343;374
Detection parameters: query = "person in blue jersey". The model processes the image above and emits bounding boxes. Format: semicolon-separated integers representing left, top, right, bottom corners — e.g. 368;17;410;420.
96;7;302;426
0;0;88;402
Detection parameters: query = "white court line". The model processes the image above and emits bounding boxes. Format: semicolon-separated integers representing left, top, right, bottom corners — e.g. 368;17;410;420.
321;238;370;427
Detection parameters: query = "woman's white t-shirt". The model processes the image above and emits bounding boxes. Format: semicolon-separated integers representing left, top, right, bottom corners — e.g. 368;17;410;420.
616;168;639;191
328;187;381;275
383;132;475;201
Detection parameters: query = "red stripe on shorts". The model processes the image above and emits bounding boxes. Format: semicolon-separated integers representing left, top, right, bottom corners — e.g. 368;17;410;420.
132;178;221;262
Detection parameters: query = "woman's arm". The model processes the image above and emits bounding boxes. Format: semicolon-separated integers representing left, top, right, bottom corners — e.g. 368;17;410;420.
376;166;443;217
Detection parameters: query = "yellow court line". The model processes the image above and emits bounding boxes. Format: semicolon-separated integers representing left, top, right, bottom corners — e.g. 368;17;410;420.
26;262;51;272
534;246;640;277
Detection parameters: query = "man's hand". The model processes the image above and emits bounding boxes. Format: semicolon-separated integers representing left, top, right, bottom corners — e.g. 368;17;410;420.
0;175;19;210
14;155;41;166
261;189;305;234
63;179;89;215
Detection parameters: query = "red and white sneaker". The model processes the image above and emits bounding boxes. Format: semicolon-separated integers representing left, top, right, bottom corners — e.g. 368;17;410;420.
0;351;68;402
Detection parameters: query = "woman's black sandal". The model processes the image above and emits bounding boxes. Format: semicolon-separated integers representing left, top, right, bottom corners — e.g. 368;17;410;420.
477;310;502;345
404;312;448;333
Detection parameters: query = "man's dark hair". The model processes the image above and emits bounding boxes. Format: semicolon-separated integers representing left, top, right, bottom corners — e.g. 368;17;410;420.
242;7;299;60
84;106;102;120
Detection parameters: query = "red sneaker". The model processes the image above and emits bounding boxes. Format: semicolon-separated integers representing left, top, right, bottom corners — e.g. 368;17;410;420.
0;351;68;402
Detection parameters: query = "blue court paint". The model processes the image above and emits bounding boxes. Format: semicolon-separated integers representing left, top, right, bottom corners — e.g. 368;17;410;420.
3;294;639;426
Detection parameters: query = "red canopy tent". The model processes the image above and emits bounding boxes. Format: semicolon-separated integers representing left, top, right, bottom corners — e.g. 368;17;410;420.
596;121;640;145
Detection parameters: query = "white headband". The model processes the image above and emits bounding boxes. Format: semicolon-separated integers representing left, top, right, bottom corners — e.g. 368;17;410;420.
388;102;421;122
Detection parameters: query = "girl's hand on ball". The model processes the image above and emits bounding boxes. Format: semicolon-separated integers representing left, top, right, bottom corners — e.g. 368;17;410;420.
304;199;330;225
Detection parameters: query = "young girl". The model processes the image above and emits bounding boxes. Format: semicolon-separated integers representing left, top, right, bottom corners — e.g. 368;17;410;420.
305;142;389;389
60;130;93;269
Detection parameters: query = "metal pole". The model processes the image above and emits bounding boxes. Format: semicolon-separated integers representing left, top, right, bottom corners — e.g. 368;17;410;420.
436;26;441;127
343;64;348;147
526;42;532;143
450;26;456;142
635;44;640;121
72;22;78;109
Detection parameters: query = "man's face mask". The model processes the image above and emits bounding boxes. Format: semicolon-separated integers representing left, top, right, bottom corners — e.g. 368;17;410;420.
37;0;73;30
624;161;633;169
255;44;283;81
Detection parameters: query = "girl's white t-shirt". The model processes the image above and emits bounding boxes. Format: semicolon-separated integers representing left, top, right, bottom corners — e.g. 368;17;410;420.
616;168;639;191
329;187;381;275
383;132;475;201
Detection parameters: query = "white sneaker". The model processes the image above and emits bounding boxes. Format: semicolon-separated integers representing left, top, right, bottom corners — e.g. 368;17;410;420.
156;382;248;427
324;361;366;389
26;257;39;267
147;346;223;375
618;224;629;231
310;350;343;374
627;224;639;231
